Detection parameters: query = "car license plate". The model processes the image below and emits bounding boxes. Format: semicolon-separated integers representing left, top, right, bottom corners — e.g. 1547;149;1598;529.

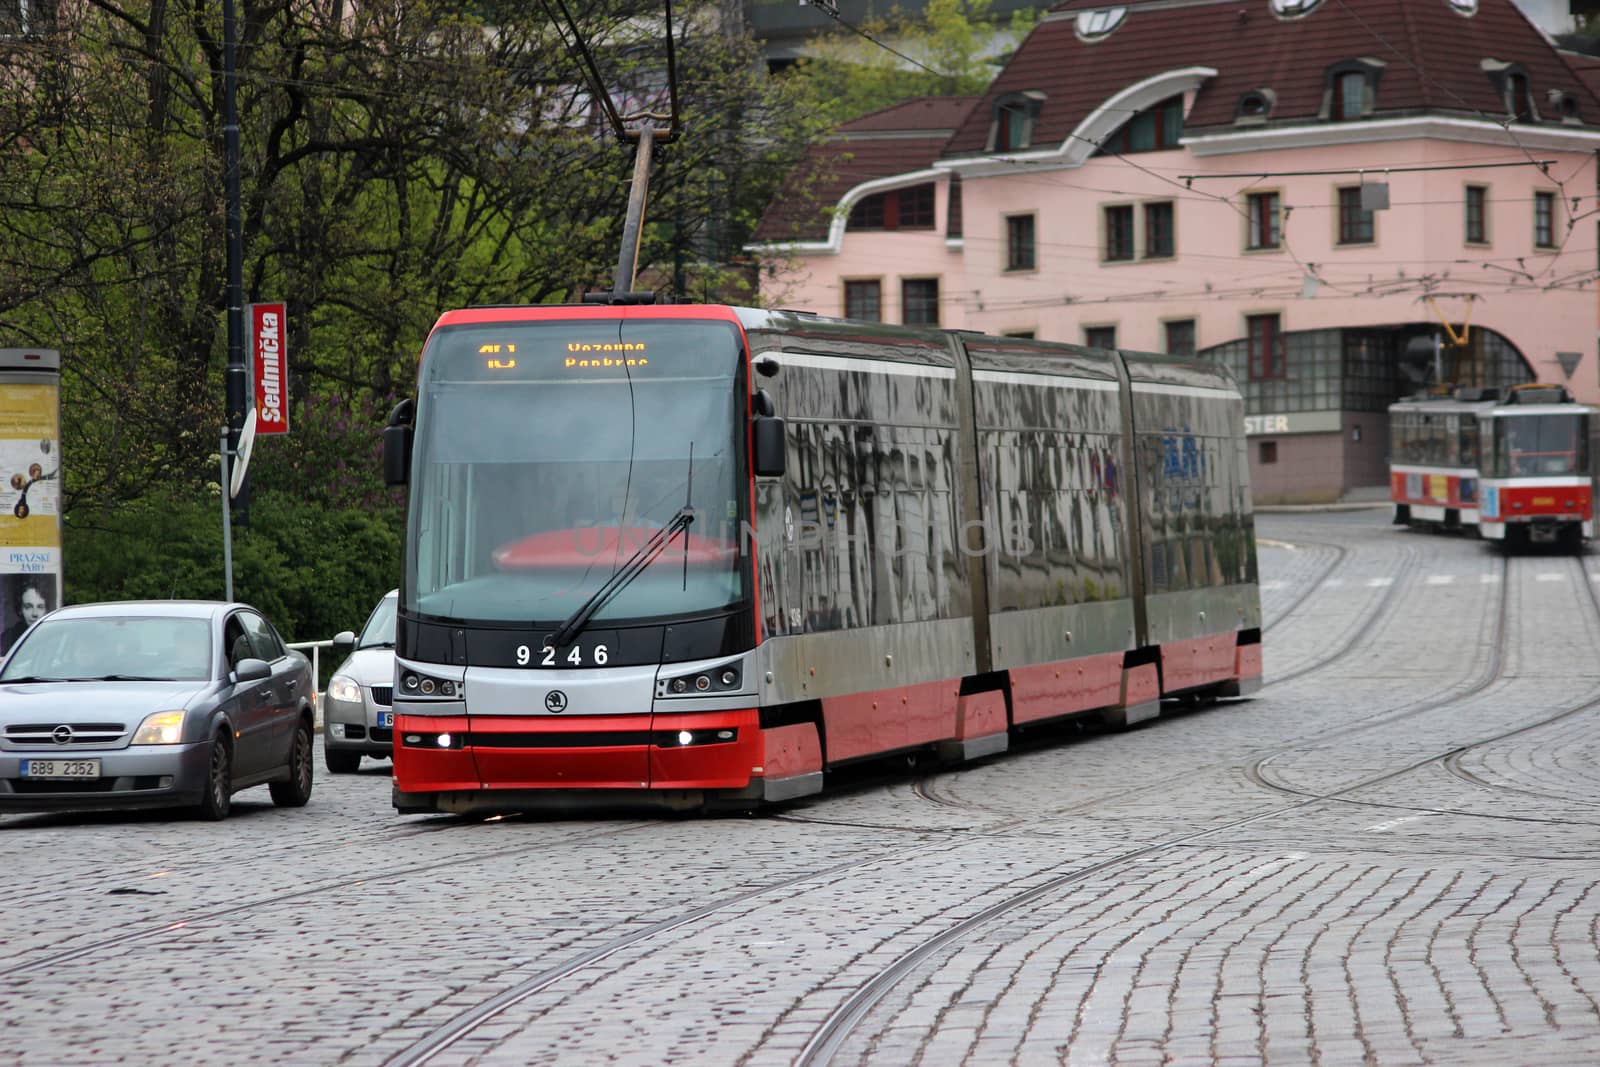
20;758;101;779
376;712;394;728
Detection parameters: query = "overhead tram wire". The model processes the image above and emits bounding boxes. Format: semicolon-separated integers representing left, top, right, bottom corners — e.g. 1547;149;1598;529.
804;0;951;78
1329;0;1588;276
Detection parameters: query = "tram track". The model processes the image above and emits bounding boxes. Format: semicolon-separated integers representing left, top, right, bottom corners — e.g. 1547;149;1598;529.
1264;543;1425;688
784;563;1596;1066
1259;537;1350;634
0;818;656;977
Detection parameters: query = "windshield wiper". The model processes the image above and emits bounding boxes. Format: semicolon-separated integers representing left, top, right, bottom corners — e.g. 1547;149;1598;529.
360;641;396;650
547;507;694;650
86;674;173;682
1;676;71;684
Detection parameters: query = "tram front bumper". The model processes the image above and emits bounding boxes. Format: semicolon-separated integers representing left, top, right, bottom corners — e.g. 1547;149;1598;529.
391;709;763;800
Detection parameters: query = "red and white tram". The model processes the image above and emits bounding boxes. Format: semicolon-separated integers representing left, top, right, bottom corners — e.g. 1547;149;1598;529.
380;304;1262;814
1389;384;1596;548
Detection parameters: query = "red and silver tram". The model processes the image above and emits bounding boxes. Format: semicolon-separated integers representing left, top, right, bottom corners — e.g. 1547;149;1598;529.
1389;384;1596;548
381;304;1262;814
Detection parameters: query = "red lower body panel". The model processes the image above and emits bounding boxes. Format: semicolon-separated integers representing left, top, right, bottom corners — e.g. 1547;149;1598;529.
956;691;1007;741
393;710;759;794
1160;632;1239;694
1009;651;1124;724
760;722;823;779
820;679;960;762
1235;641;1263;682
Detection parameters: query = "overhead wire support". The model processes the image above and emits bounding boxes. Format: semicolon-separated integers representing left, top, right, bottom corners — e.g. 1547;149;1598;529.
542;0;684;297
1180;159;1557;182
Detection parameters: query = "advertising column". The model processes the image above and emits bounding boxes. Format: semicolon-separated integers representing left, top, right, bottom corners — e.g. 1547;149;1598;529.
0;349;62;657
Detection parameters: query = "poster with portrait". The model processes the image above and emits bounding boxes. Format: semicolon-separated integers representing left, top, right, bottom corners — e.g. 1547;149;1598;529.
0;565;58;657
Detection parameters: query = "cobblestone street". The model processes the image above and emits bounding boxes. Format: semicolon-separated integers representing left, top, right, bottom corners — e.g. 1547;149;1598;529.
4;511;1599;1065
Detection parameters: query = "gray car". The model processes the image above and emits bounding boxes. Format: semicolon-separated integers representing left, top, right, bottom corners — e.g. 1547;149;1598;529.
0;600;316;820
322;590;397;773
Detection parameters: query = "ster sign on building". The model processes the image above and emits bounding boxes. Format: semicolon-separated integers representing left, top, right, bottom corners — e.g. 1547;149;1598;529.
249;302;288;436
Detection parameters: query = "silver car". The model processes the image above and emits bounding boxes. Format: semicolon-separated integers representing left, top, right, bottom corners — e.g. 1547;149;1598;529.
323;590;397;773
0;600;316;820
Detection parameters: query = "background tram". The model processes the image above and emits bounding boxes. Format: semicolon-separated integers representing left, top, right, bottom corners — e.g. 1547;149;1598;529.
1389;384;1596;549
381;305;1261;814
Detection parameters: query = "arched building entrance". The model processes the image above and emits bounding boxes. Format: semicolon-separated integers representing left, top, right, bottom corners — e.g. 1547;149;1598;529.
1199;324;1535;505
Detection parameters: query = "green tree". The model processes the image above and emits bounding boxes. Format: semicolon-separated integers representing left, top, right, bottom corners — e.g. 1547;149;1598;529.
0;2;819;634
780;0;1036;125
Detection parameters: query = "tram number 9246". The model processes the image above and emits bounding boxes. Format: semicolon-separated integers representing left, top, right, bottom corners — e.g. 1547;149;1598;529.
517;644;609;667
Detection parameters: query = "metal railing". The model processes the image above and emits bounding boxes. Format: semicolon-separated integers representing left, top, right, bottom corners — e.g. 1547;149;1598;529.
287;638;338;724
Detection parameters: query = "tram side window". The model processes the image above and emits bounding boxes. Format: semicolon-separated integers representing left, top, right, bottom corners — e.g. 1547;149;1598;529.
1458;419;1479;468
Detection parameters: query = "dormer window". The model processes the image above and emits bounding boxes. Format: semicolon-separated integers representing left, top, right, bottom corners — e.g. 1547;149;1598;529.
989;92;1044;152
1484;61;1539;123
1270;0;1323;17
1446;0;1477;13
1549;90;1582;124
1095;95;1184;156
1235;90;1275;126
1507;72;1535;121
1075;7;1128;41
1322;60;1382;121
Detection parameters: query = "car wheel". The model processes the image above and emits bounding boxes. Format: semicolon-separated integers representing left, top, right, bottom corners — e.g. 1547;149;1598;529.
324;746;362;774
196;734;232;821
271;721;315;807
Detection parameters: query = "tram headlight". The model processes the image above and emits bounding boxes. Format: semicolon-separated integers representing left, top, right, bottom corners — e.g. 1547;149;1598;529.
658;663;742;697
721;671;737;687
678;730;694;746
694;675;711;692
672;678;688;694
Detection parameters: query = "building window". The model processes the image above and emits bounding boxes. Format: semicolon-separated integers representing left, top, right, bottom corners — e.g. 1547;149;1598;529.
1506;72;1535;122
1006;214;1036;271
1095;96;1184;156
1534;191;1556;248
1247;314;1284;380
1144;201;1175;258
1465;185;1487;244
1337;187;1374;244
1085;325;1117;349
902;278;940;325
990;92;1043;152
1104;205;1134;261
848;183;936;232
1247;192;1281;250
1003;330;1036;339
1258;441;1278;464
1236;90;1274;123
1332;71;1367;120
1165;319;1196;356
844;280;882;322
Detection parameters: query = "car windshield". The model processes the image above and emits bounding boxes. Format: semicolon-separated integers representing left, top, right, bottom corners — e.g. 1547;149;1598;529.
404;318;747;626
0;615;213;682
358;595;398;649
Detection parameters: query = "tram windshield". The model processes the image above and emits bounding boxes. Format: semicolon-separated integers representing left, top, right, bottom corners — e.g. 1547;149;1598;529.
404;318;748;626
1489;413;1589;478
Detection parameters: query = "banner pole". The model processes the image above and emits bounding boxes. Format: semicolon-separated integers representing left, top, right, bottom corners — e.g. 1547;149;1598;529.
221;428;234;602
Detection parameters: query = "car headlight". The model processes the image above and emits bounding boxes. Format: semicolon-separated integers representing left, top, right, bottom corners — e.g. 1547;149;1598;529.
327;675;362;703
132;710;186;745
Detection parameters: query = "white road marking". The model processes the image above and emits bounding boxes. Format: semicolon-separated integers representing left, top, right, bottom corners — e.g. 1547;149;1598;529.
1424;575;1455;585
1321;578;1345;588
1536;572;1565;583
1366;577;1394;588
1480;573;1501;583
1366;814;1429;833
1261;580;1285;591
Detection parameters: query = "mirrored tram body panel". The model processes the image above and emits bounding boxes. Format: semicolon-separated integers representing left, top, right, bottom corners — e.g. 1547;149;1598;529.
389;305;1264;813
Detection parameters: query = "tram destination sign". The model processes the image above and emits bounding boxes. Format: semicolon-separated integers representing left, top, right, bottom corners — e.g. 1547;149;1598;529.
1243;411;1341;437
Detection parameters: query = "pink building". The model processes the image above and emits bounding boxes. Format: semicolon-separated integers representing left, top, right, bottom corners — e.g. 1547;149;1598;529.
753;0;1600;503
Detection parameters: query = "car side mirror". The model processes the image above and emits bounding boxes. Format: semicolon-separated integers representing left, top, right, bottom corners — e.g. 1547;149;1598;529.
383;398;415;486
332;630;356;655
232;657;271;684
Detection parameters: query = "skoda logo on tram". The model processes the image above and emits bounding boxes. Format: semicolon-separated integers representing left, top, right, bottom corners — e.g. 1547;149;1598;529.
544;690;568;714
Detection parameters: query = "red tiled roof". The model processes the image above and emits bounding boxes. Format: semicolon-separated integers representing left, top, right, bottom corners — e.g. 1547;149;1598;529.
753;97;979;244
944;0;1600;156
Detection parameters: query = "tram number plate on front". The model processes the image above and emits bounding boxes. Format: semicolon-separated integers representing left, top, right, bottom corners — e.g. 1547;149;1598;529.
20;759;101;779
376;712;394;728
